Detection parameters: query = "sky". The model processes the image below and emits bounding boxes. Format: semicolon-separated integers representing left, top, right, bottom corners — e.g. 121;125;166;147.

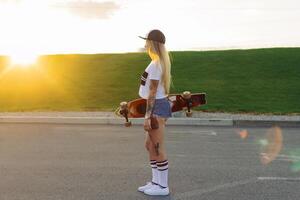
0;0;299;58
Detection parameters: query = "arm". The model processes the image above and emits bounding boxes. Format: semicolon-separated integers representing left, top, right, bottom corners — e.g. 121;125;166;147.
145;79;159;119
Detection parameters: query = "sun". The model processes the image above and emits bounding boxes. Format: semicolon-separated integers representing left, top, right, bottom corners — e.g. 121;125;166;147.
9;52;39;67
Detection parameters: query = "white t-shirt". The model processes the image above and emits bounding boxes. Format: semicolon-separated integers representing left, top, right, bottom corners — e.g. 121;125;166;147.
138;60;167;99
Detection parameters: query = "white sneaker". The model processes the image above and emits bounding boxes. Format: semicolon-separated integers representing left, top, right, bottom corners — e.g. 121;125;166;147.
138;182;154;192
144;185;169;196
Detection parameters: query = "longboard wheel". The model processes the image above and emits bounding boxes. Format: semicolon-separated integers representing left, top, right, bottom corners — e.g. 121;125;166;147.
120;101;128;110
125;121;132;127
182;91;191;99
186;110;193;117
114;107;122;117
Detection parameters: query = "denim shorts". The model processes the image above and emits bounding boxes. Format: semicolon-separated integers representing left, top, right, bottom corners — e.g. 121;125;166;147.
152;98;172;118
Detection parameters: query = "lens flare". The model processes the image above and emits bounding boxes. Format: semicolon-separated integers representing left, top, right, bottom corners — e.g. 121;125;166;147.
291;162;300;172
289;149;300;172
9;53;38;67
259;139;268;146
260;126;283;165
236;129;248;139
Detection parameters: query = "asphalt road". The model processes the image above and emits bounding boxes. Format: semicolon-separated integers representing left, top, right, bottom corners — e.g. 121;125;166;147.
0;124;299;200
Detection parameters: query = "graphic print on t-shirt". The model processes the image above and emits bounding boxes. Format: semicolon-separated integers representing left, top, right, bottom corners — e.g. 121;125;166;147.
140;71;148;86
139;61;167;99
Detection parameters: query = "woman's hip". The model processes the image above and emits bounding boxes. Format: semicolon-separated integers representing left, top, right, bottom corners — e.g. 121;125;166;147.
152;98;172;118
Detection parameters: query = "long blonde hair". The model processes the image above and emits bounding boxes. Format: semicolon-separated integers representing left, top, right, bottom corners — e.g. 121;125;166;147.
146;39;172;94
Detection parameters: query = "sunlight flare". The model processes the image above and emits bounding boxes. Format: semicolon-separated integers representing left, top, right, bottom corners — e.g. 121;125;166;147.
9;52;39;67
260;126;283;165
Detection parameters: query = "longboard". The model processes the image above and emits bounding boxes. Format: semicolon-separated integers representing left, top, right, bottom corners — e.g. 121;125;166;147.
115;91;206;126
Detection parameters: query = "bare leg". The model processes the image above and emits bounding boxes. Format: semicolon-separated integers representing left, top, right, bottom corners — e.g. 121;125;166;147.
147;117;167;162
145;117;169;191
145;133;157;161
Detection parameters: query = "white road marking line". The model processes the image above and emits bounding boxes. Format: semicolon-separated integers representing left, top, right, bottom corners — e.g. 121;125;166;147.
174;178;257;199
210;131;217;136
170;130;217;136
277;154;300;160
275;158;297;162
260;153;300;162
258;177;300;181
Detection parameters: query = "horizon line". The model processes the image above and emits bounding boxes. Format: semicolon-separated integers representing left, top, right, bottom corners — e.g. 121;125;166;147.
0;45;300;57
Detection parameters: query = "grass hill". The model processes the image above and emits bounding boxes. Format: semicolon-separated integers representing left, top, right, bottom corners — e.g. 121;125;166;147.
0;48;299;114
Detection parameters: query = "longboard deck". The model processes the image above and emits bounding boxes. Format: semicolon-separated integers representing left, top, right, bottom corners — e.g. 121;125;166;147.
115;93;206;118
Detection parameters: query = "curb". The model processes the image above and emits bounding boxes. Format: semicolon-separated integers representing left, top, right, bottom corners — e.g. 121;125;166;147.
0;116;233;126
0;116;299;127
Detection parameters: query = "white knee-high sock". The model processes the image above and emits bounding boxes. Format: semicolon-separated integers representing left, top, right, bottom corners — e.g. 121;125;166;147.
150;160;158;185
157;160;168;188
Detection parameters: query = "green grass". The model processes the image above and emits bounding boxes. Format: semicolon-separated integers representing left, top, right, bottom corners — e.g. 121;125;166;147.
0;47;299;114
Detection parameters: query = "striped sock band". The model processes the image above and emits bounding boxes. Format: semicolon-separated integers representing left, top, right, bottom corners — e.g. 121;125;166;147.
150;160;157;169
150;160;158;185
157;160;169;188
157;160;168;171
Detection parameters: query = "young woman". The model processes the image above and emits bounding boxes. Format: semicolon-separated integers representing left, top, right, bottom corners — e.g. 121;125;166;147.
137;29;172;196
